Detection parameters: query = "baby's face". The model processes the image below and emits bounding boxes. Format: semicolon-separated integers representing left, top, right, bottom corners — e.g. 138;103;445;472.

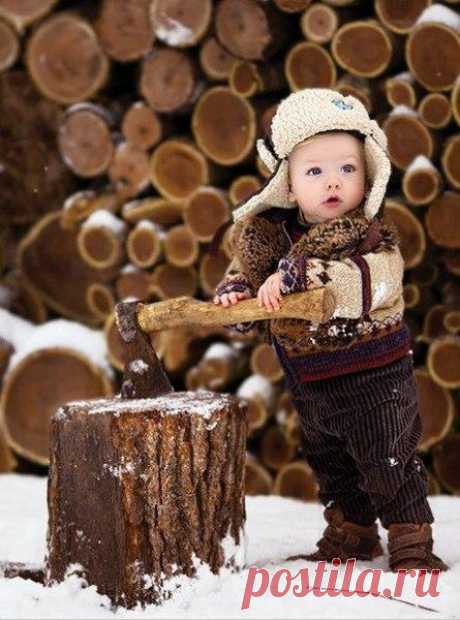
288;132;367;223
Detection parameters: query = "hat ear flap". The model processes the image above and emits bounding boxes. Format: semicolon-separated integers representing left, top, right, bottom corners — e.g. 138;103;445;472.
363;136;391;220
232;159;291;221
256;138;278;173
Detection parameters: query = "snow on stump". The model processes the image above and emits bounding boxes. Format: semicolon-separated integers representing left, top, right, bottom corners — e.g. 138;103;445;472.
45;391;248;608
42;299;249;608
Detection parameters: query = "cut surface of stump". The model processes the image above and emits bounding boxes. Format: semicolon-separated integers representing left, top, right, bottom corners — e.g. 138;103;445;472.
46;390;248;608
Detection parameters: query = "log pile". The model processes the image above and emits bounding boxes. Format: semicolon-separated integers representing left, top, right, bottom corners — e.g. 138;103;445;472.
1;0;460;508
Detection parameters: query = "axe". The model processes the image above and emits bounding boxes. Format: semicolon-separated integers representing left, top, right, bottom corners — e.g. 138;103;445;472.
115;288;335;398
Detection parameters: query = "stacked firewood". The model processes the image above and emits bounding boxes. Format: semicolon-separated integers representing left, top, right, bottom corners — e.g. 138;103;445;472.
0;0;459;502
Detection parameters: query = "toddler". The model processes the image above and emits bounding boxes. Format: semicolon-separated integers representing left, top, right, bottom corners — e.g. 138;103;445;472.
213;88;448;573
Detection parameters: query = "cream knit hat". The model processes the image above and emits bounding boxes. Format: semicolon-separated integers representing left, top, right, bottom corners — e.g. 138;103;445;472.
232;88;391;223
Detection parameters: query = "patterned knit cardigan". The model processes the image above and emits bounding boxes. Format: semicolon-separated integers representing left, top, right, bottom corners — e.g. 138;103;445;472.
214;205;410;370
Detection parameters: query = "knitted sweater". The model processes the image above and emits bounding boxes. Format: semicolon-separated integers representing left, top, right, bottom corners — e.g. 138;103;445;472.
214;205;411;382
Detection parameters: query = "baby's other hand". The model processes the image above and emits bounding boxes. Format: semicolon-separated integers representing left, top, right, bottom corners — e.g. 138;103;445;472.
213;290;251;307
257;272;282;312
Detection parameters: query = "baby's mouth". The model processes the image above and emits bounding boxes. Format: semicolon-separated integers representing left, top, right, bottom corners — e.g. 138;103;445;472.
324;196;342;205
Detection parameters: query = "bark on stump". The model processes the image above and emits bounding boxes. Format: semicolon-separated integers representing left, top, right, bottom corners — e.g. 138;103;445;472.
45;391;248;608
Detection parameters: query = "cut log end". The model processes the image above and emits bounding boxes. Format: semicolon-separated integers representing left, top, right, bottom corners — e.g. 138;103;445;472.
26;14;109;104
192;87;256;166
273;460;319;502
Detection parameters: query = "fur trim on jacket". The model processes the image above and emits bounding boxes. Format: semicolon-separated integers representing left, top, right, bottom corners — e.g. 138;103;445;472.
216;205;405;354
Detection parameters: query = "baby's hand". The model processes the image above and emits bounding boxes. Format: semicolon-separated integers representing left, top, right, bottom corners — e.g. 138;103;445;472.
213;290;251;307
257;272;282;312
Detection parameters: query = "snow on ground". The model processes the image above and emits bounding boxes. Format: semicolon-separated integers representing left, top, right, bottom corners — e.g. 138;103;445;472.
0;474;459;619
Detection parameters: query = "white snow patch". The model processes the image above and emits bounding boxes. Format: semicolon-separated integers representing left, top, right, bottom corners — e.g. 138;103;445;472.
406;154;436;173
0;474;459;618
64;391;233;421
82;210;126;238
102;458;136;478
393;71;414;83
220;525;247;570
416;4;460;30
128;359;149;375
203;342;236;362
0;308;35;352
389;105;418;117
154;18;193;46
1;310;112;378
134;219;166;240
237;374;275;409
121;263;140;274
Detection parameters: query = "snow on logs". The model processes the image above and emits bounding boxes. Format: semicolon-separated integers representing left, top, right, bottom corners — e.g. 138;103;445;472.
77;210;127;270
402;155;443;206
150;0;213;49
2;0;460;502
0;309;113;465
405;5;460;92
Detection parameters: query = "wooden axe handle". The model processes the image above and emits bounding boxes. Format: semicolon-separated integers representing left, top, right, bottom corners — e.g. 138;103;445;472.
136;288;335;332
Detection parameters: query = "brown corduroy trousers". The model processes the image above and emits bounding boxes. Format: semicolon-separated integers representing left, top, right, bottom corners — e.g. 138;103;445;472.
273;344;434;529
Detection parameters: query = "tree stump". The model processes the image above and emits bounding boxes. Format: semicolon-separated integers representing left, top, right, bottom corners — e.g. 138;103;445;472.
45;390;248;608
43;299;248;608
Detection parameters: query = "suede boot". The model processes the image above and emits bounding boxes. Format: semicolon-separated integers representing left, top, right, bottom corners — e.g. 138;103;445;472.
387;523;449;572
287;505;383;563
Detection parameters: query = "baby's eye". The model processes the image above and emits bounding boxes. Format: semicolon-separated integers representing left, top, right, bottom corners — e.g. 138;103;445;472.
306;167;321;176
342;164;356;173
